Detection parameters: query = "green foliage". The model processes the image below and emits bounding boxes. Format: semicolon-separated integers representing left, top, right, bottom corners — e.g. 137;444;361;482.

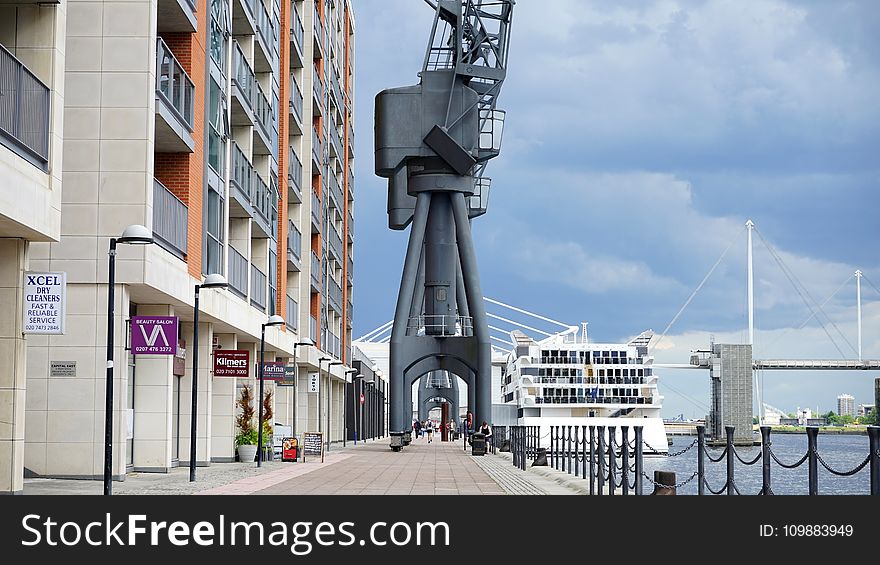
235;384;256;444
856;408;877;426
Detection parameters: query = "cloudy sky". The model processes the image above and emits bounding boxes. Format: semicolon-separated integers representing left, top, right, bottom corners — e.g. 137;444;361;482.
349;0;880;418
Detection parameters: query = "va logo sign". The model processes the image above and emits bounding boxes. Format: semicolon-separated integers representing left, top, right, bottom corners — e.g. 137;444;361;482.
131;316;178;355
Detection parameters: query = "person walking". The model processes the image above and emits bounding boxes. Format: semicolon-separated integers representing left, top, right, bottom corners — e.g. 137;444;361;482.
426;419;434;443
413;419;422;440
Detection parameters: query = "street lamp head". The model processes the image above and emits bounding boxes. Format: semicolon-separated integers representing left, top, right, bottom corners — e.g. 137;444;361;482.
296;338;314;347
264;315;285;327
200;273;229;289
329;361;344;367
117;224;153;245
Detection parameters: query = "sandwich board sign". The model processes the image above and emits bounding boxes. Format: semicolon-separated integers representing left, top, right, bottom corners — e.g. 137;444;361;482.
303;432;323;463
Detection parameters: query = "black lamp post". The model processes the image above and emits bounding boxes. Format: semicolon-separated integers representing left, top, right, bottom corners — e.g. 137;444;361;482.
318;357;330;438
291;339;314;436
105;224;153;496
258;314;285;467
345;369;359;446
327;361;344;451
190;274;229;482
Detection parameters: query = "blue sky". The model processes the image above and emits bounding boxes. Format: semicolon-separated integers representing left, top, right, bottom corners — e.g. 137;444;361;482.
349;0;880;418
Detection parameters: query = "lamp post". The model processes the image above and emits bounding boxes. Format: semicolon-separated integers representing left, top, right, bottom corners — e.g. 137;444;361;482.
318;357;330;438
189;274;228;482
104;224;153;496
258;314;285;467
291;339;313;437
327;361;344;451
345;369;359;446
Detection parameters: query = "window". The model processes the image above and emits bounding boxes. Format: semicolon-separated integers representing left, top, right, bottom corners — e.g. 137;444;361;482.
205;184;224;276
208;78;227;175
210;0;230;74
268;249;277;316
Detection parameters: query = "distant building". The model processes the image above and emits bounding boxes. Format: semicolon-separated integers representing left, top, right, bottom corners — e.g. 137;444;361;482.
707;344;753;445
837;394;855;417
857;404;875;417
780;418;799;426
797;407;812;426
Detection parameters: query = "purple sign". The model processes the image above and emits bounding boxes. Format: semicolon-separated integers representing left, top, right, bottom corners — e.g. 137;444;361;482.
131;316;178;355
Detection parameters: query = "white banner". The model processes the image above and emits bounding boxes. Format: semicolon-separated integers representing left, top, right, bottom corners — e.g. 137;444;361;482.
308;372;320;393
23;272;66;335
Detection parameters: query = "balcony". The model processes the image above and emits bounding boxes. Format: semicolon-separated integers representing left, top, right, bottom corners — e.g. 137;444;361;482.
347;123;354;154
288;74;303;133
157;0;197;33
154;39;195;153
330;68;343;107
313;3;324;59
250;263;267;311
0;45;50;170
311;126;322;167
347;256;353;283
328;276;342;314
231;43;273;154
329;121;342;158
290;4;304;68
328;225;342;263
252;173;272;227
286;295;299;331
328;170;343;210
309;315;317;342
249;0;276;72
229;142;274;238
288;146;302;202
229;246;248;298
310;188;321;230
230;142;253;214
287;219;302;270
310;251;321;290
347;209;353;240
312;67;324;112
152;179;188;259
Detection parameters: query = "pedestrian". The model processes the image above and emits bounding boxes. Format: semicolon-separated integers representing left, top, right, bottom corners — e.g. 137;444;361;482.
413;419;421;439
426;419;434;443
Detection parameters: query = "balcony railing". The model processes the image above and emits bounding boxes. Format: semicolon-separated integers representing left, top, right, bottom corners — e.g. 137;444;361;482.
312;67;324;105
250;0;276;64
328;225;342;261
250;264;267;311
286;295;299;330
156;38;194;130
313;3;324;57
253;172;272;224
232;42;273;143
287;146;302;195
287;219;301;261
231;142;253;200
329;169;343;208
291;5;304;57
347;209;354;239
229;246;249;298
152;179;188;259
310;251;321;287
331;68;343;106
329;121;342;158
312;126;322;165
328;276;342;312
309;315;317;342
0;44;50;167
289;75;303;123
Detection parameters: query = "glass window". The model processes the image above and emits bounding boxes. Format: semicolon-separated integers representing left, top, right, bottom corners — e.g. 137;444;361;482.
206;186;224;276
208;78;227;175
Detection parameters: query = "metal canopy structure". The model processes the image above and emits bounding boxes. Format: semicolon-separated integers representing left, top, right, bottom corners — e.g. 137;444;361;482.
374;0;515;450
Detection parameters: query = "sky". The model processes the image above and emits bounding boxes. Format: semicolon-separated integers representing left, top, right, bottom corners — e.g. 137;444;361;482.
348;0;880;418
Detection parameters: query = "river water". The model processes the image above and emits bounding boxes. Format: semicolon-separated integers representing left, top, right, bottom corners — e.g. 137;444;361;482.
637;433;872;495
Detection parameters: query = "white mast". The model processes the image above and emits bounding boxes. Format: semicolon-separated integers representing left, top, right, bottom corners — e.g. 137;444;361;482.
856;270;862;361
746;220;755;346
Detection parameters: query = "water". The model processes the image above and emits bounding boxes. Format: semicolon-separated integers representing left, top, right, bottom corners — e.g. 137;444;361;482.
638;433;872;495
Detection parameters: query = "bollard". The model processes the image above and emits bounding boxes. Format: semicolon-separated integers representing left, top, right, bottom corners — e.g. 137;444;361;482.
521;427;527;471
597;426;606;496
567;425;573;474
697;425;705;496
725;426;735;495
608;426;616;496
634;426;644;496
589;425;596;496
533;447;548;466
868;426;879;496
651;471;676;495
761;426;771;495
574;425;580;477
807;426;819;496
621;426;630;496
551;426;556;470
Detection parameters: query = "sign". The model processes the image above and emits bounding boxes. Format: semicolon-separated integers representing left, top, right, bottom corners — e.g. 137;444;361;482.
173;339;186;377
23;271;66;334
307;372;320;393
277;364;297;387
359;393;365;405
260;361;286;380
49;361;76;377
131;316;178;355
303;432;323;462
214;350;250;377
282;437;298;462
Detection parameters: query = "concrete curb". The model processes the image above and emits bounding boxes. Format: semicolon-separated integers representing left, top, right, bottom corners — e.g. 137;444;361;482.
492;452;592;495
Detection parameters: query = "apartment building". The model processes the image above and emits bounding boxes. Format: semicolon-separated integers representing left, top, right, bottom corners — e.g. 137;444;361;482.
0;2;66;494
2;0;355;489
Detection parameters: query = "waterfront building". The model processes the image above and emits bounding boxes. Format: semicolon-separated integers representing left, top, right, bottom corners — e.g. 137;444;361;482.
0;0;356;493
837;394;855;417
706;343;754;445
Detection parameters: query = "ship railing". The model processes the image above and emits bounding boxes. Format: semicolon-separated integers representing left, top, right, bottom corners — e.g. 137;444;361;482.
406;315;473;337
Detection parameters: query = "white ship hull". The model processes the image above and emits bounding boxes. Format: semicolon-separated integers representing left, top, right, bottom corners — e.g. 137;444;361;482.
520;416;669;454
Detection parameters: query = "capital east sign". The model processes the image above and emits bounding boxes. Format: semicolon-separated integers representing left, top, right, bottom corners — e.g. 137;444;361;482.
23;272;66;335
131;317;178;355
214;350;250;377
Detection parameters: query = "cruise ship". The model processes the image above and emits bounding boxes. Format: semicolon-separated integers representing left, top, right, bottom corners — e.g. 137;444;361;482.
501;327;669;453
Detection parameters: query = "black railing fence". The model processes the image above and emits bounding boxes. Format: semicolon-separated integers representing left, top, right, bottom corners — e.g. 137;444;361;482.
492;424;880;496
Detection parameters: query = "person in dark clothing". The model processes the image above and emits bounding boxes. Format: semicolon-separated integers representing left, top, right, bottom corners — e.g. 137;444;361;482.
413;419;421;439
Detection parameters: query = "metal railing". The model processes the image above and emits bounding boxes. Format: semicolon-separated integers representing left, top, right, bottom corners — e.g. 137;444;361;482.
328;276;342;312
288;145;303;194
0;44;50;166
309;315;318;342
289;75;303;123
310;251;321;287
156;38;194;129
290;5;304;55
250;0;276;63
311;188;321;226
313;3;324;55
232;42;273;142
229;246;249;298
328;225;343;260
330;122;343;158
311;126;322;165
250;264;267;311
312;67;324;105
231;142;253;199
152;179;188;258
287;220;302;261
329;169;343;207
331;68;343;106
406;315;474;336
252;172;272;224
286;295;298;330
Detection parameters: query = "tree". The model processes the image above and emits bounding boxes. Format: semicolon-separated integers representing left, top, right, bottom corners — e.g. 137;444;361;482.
235;384;256;445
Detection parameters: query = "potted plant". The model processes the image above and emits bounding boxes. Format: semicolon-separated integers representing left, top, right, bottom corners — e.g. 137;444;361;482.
262;390;274;461
234;384;258;462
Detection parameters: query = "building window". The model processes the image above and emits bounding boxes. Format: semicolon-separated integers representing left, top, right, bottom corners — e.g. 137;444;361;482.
268;249;277;316
208;78;227;175
206;184;224;275
210;0;230;75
